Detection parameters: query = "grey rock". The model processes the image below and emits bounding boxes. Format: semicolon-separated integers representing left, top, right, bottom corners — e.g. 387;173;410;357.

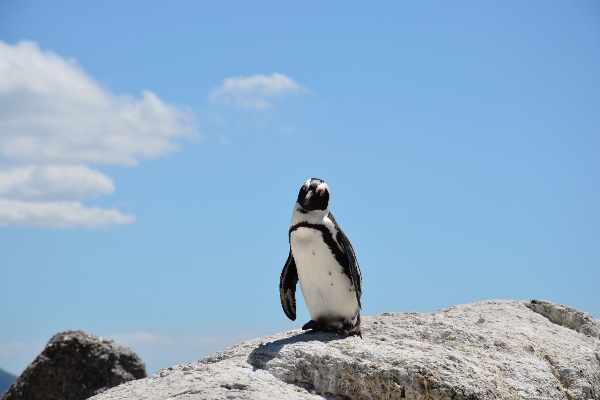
90;300;600;400
1;330;146;400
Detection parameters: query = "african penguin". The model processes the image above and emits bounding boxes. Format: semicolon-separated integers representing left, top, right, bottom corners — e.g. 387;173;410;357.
280;178;362;337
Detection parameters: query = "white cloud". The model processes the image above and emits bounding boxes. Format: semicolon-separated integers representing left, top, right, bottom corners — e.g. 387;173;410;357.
0;40;198;166
0;165;114;201
0;200;135;228
0;40;199;228
210;73;304;110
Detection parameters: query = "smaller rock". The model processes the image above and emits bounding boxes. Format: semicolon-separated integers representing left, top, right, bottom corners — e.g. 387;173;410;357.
1;330;146;400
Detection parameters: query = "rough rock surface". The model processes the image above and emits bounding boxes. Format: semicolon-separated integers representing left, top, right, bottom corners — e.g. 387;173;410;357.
526;300;600;340
91;300;600;400
1;330;147;400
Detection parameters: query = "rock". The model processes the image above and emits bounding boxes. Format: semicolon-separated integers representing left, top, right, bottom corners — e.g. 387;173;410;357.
1;330;147;400
90;300;600;400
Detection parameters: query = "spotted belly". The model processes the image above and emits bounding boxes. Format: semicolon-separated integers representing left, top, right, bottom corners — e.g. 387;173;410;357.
290;227;359;328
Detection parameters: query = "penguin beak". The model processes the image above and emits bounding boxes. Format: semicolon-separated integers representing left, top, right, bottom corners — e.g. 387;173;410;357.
304;190;313;205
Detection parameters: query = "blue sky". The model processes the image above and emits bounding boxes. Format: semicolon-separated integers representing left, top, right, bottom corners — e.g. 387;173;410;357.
0;1;598;376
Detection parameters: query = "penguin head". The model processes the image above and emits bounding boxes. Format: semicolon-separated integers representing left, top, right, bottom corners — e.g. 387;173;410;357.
297;178;330;211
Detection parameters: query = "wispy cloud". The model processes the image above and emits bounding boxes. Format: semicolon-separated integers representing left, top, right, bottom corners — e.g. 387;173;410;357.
209;73;305;110
218;135;231;145
0;341;34;357
108;332;174;346
0;340;45;375
0;40;199;228
107;331;258;373
108;331;256;349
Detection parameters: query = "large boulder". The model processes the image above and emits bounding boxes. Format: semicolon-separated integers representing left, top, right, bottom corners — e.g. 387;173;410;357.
90;300;600;400
1;330;146;400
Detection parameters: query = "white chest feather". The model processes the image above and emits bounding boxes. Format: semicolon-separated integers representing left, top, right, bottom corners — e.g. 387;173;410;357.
290;227;359;326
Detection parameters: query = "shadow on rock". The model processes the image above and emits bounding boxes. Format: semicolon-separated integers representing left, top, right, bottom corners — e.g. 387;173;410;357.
247;330;343;370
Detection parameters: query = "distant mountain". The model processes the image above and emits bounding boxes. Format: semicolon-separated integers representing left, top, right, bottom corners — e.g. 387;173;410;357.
0;368;17;395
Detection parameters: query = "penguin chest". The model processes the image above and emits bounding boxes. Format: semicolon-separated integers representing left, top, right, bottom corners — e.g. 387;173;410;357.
290;227;358;325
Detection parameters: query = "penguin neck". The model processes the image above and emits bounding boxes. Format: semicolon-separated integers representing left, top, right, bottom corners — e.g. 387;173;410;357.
291;202;330;226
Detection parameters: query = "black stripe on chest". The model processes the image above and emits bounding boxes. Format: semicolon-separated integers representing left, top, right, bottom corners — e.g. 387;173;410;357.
289;222;351;279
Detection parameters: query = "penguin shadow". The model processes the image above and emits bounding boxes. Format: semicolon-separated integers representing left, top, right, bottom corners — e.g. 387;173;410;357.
247;331;344;370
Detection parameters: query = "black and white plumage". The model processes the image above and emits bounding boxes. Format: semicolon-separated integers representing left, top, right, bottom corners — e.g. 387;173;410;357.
280;178;362;337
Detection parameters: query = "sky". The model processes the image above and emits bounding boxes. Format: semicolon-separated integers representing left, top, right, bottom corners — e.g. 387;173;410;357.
0;0;598;376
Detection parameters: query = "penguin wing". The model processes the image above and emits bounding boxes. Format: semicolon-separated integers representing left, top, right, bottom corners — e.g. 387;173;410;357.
279;249;298;320
328;213;363;309
339;231;362;309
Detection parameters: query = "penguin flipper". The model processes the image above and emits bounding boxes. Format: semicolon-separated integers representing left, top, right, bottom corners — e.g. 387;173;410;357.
280;249;298;320
338;230;363;310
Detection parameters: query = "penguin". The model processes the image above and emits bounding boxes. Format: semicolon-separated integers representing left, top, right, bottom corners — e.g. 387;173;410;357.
279;178;362;337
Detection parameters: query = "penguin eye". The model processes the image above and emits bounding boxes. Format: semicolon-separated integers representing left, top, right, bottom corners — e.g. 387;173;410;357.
317;188;325;196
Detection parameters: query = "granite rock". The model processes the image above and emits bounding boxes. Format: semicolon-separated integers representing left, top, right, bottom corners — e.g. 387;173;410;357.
1;330;147;400
90;300;600;400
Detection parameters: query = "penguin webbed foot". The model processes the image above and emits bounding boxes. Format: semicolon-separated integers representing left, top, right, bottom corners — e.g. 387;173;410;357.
337;323;362;339
302;320;325;332
303;320;362;338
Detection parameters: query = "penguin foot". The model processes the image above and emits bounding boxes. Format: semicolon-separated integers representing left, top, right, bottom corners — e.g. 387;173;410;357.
302;320;325;331
337;323;363;339
337;323;352;337
303;320;362;338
